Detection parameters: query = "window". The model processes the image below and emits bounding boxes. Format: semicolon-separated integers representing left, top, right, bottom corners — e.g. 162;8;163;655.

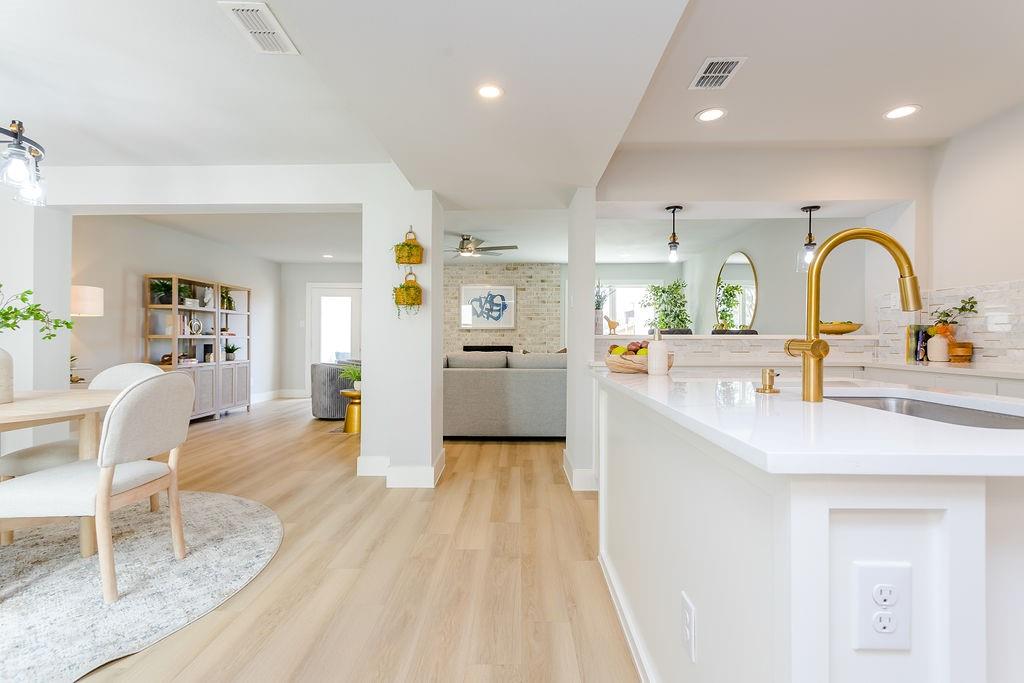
602;282;659;335
319;296;353;362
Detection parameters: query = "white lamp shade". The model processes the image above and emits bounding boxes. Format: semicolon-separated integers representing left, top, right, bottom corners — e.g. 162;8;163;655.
70;285;104;317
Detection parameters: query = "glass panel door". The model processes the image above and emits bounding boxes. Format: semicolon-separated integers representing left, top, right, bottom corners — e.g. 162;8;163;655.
308;285;361;392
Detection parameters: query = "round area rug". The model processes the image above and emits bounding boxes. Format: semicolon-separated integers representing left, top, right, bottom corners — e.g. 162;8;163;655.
0;491;282;682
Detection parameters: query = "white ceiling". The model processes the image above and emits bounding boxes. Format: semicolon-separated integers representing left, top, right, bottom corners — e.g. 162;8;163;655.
138;212;362;263
1;1;387;165
623;0;1024;146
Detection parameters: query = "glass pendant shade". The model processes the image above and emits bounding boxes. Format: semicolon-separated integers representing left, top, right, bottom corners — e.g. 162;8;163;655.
668;242;679;262
0;144;32;188
797;242;816;272
15;160;46;206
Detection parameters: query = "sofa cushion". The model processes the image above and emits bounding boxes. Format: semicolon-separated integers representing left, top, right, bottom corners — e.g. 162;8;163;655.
508;353;567;369
446;351;508;368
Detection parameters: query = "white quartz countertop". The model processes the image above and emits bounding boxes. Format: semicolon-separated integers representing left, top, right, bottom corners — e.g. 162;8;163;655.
594;370;1024;476
863;361;1024;381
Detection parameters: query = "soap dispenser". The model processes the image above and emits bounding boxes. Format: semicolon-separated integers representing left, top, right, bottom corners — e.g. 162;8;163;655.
647;329;669;376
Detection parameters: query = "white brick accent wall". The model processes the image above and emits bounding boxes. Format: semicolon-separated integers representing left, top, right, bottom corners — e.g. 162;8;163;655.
876;279;1024;366
444;263;563;353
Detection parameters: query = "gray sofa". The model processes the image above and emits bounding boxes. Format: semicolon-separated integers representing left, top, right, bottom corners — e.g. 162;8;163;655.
443;352;566;438
311;360;361;419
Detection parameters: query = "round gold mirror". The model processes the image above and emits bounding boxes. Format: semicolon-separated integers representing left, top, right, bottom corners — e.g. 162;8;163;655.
715;251;757;329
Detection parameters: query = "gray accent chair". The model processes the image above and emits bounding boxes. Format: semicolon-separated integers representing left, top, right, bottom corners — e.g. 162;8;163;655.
311;361;361;419
443;352;566;438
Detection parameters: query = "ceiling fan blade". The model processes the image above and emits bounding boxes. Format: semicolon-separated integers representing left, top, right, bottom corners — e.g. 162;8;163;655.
468;238;484;248
474;245;518;252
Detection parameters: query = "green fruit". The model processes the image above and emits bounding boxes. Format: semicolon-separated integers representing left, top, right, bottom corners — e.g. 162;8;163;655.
610;346;627;355
637;348;649;356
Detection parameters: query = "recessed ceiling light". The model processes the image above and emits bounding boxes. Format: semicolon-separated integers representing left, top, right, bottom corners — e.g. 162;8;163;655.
321;254;334;259
884;104;921;120
695;107;727;123
478;84;504;99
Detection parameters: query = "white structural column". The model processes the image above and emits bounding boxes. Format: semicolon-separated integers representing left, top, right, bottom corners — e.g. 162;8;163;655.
0;201;73;453
358;189;446;487
564;187;597;490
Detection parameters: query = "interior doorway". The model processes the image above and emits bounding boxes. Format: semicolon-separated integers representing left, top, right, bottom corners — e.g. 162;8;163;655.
306;283;361;394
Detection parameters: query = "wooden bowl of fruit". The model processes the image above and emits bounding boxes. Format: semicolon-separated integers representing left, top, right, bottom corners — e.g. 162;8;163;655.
819;321;862;335
604;340;675;374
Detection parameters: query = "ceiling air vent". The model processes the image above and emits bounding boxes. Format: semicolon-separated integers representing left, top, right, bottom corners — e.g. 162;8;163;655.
218;2;299;55
688;57;746;90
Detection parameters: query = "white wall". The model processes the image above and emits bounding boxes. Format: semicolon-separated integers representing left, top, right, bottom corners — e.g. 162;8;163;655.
931;101;1024;289
71;215;282;397
682;218;867;334
279;262;362;394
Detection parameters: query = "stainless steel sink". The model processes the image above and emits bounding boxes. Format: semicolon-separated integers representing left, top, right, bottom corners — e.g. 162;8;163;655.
827;396;1024;429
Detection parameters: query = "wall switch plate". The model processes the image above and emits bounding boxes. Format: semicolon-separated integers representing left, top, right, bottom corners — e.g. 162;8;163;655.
681;590;697;663
852;561;911;650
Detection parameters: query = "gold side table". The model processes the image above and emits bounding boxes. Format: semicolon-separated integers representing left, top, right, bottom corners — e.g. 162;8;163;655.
340;389;361;434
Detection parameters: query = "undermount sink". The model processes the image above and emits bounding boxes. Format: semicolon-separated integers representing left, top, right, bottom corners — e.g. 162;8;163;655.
827;396;1024;429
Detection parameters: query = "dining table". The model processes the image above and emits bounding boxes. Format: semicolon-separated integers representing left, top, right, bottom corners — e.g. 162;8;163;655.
0;390;121;555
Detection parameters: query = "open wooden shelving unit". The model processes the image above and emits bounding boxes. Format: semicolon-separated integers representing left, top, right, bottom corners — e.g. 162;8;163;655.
143;274;252;420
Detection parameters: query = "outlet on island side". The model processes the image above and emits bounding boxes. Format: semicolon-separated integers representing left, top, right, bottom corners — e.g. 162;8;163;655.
681;590;697;664
853;561;912;651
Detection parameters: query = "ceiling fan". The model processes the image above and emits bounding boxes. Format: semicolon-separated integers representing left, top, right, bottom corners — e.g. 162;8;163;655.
445;233;518;258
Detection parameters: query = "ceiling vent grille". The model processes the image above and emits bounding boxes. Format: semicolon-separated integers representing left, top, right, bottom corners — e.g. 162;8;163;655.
218;2;299;55
688;57;746;90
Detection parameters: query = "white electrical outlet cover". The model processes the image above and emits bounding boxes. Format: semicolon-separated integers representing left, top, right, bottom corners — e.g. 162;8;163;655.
681;590;697;663
852;561;911;651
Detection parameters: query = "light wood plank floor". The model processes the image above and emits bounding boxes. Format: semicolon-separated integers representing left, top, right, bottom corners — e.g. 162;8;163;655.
88;399;637;682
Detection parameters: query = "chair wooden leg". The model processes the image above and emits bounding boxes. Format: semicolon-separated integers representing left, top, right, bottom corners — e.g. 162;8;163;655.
149;493;160;512
0;476;12;546
168;478;186;560
94;511;118;603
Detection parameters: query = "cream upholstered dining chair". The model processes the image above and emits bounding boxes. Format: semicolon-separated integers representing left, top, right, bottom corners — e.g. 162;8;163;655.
0;363;164;478
0;371;195;603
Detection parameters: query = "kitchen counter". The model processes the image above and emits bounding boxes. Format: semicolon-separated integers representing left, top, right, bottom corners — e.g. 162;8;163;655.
594;368;1024;682
594;370;1024;476
863;360;1024;381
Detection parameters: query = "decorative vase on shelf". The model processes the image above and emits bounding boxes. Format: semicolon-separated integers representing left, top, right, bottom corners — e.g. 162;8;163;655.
594;309;604;335
927;333;950;362
0;346;13;404
353;380;362;391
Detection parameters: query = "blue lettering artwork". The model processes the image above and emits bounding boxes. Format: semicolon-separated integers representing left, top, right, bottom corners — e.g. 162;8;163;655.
470;291;508;322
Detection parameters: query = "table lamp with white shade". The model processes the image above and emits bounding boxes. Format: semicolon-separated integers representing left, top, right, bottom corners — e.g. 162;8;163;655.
70;285;103;317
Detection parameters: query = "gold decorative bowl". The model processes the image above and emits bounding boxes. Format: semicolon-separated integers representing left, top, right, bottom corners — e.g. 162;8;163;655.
605;353;675;374
820;322;862;335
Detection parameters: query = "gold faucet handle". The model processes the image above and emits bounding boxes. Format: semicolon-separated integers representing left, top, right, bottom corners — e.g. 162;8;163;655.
755;368;781;394
785;338;830;359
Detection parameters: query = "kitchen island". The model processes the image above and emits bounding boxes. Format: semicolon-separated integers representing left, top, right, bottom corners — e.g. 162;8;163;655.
594;370;1024;683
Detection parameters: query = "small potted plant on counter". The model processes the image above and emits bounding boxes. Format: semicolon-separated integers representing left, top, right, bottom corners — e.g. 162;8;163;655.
0;285;73;403
927;296;978;362
642;279;693;335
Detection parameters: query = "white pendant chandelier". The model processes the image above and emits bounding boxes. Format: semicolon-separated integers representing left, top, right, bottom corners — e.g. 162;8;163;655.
665;205;682;263
796;205;820;272
1;120;47;206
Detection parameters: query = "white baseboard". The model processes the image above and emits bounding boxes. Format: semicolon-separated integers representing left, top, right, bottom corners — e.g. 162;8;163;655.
356;454;389;477
276;389;309;399
386;448;446;488
599;552;655;683
562;449;598;491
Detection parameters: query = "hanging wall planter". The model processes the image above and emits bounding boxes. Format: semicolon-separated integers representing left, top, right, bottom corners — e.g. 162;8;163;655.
393;271;423;318
393;228;424;265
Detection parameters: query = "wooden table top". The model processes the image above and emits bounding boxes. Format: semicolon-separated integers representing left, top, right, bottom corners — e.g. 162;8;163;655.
0;390;121;431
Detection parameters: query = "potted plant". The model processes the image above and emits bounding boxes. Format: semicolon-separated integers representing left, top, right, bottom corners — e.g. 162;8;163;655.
220;288;236;311
393;272;422;318
716;279;744;329
927;296;978;362
594;283;613;334
392;229;424;265
641;279;692;334
339;365;362;391
0;285;73;403
149;278;173;305
223;342;240;361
